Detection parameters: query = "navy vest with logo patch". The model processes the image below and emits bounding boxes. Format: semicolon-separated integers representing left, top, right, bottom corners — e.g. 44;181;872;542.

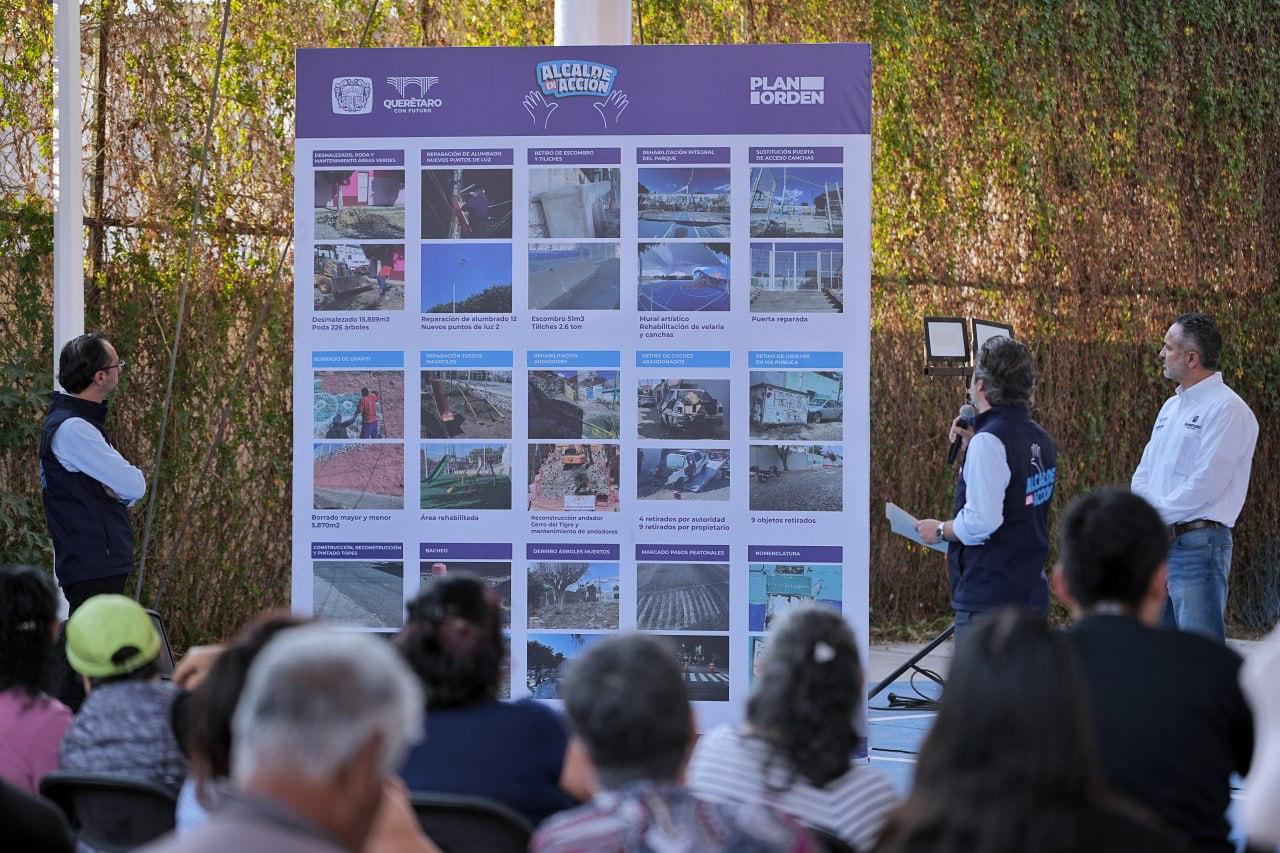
947;406;1057;613
39;393;134;586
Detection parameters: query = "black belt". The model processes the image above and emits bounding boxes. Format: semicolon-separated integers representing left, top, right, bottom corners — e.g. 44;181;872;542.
1171;519;1224;537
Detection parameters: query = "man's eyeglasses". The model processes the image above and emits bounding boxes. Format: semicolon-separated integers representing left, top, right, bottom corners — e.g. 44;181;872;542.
101;361;126;373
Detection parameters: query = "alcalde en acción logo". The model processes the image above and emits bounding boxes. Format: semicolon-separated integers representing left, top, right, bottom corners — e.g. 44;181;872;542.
536;60;618;98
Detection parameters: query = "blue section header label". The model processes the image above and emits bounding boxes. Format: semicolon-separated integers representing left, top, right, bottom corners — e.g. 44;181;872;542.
748;351;843;369
420;351;514;368
636;351;731;368
527;350;621;368
312;351;405;368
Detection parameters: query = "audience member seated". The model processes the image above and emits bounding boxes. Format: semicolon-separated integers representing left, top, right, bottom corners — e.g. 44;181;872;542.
0;775;74;853
1053;487;1253;853
397;574;589;824
0;564;74;794
1241;624;1280;850
59;594;187;795
532;633;817;853
874;609;1188;853
177;612;306;833
688;605;898;852
142;624;426;853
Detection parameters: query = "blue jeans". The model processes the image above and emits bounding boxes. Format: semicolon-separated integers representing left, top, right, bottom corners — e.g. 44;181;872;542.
1162;525;1232;642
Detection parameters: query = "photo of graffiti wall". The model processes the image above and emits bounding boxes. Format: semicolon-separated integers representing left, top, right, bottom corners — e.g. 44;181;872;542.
314;170;406;239
421;371;512;439
636;563;729;631
313;443;404;509
527;562;620;630
420;442;512;510
748;563;842;631
528;370;620;440
527;444;620;512
312;560;403;629
314;372;403;439
749;370;844;441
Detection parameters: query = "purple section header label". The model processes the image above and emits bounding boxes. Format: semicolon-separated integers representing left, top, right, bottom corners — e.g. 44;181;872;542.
311;542;404;560
312;150;404;167
748;545;843;563
635;544;731;561
637;147;731;165
749;146;843;164
419;542;513;560
421;149;514;166
526;543;621;560
298;44;870;139
528;148;621;165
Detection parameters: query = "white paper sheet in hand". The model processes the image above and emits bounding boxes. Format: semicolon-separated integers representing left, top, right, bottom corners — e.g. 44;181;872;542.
885;502;949;553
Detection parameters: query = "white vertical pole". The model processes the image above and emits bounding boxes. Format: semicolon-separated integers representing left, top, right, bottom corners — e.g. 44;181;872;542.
53;0;85;384
554;0;632;45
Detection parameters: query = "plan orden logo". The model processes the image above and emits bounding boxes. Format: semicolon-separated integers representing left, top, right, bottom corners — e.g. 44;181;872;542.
385;75;442;114
750;75;825;105
537;60;618;98
331;77;373;114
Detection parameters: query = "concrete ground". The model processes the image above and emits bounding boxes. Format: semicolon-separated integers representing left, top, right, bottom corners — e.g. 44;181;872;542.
749;466;842;512
751;289;840;313
312;561;403;629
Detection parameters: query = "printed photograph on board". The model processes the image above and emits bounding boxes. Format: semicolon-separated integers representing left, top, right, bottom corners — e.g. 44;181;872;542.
636;563;730;631
313;443;404;510
637;377;730;440
527;444;621;512
652;633;730;702
636;447;730;502
528;242;621;310
637;167;730;238
526;632;608;699
420;561;513;628
748;167;843;238
749;241;843;313
314;170;406;239
527;562;621;630
421;243;513;313
637;243;730;312
529;168;621;238
421;169;513;239
421;370;513;439
312;560;404;630
748;444;843;512
420;442;513;510
528;370;620;440
314;372;403;440
749;370;844;441
313;243;406;311
748;563;843;631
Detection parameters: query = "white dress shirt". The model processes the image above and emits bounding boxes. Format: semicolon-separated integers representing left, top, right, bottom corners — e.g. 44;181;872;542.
951;431;1009;546
1131;372;1258;526
49;403;147;506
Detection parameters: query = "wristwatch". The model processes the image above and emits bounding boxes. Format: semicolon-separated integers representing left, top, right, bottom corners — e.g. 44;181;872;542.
935;522;946;542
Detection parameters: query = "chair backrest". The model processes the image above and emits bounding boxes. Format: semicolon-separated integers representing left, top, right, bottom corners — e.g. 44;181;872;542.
409;791;533;853
807;824;860;853
145;608;176;678
40;770;177;853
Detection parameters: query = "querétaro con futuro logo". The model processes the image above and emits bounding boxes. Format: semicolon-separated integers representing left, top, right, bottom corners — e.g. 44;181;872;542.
385;76;442;114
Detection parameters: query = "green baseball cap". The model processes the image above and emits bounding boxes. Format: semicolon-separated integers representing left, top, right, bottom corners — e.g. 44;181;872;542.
66;594;160;678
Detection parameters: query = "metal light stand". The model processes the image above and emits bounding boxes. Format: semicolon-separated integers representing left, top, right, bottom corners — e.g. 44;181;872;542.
866;623;953;704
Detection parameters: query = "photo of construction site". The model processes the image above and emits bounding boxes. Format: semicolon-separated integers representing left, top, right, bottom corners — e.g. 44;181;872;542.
312;560;404;630
526;562;620;630
313;443;404;509
527;633;605;699
528;168;621;238
749;242;844;313
420;243;512;313
421;169;513;239
313;371;403;440
637;243;730;312
637;447;730;502
313;170;406;239
528;370;620;440
527;242;621;310
637;167;730;238
748;563;843;631
420;442;512;510
527;444;620;513
312;243;406;311
652;634;730;701
749;370;844;441
637;377;730;440
748;444;843;513
636;563;729;631
749;167;844;238
421;370;512;439
421;561;512;628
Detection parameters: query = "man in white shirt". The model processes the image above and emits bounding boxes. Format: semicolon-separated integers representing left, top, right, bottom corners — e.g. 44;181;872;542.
1131;313;1258;642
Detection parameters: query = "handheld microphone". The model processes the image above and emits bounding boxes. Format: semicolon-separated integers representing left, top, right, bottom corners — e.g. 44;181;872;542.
946;403;977;465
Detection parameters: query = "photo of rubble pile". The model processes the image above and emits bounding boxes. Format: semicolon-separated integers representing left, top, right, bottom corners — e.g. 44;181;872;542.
527;444;620;513
526;562;620;630
313;170;406;239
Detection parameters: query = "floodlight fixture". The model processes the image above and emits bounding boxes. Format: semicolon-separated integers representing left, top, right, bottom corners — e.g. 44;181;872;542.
923;316;970;364
972;318;1015;351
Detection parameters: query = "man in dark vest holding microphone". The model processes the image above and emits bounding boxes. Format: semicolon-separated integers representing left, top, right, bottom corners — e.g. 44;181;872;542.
40;332;146;613
916;336;1058;643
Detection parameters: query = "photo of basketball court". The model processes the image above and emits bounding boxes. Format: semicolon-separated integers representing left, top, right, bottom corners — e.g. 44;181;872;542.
637;167;730;238
637;243;730;312
749;167;844;237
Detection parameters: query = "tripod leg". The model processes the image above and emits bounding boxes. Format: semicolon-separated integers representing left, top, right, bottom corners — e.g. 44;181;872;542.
866;624;955;702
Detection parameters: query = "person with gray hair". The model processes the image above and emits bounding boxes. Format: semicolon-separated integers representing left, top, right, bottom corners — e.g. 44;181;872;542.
532;633;817;852
142;625;425;853
915;335;1059;643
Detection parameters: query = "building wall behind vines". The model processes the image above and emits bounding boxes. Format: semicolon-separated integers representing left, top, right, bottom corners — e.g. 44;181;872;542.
1;0;1276;647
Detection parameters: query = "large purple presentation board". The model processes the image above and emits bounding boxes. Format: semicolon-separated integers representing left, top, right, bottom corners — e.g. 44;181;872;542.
293;43;871;729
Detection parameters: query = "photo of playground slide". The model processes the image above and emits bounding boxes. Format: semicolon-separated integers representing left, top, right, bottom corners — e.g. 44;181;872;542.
636;447;730;502
421;561;512;628
636;563;729;631
527;444;620;513
421;169;513;239
528;242;621;310
748;563;843;631
313;443;404;509
421;370;512;439
420;442;512;510
528;168;621;238
313;170;406;239
313;371;403;439
312;560;403;630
